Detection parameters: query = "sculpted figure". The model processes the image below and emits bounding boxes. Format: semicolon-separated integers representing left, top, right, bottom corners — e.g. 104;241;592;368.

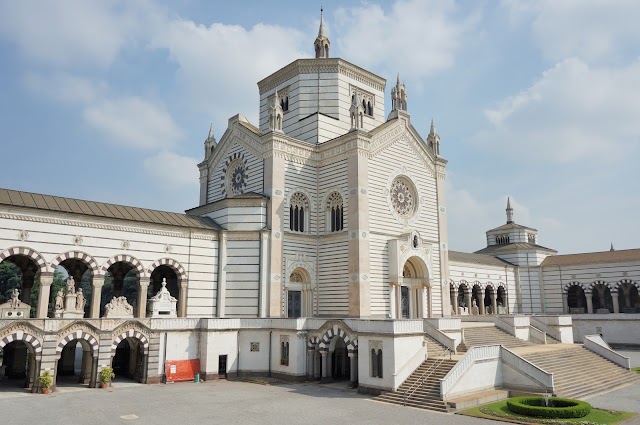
76;288;86;311
472;298;477;308
10;288;20;308
66;276;76;295
55;289;64;310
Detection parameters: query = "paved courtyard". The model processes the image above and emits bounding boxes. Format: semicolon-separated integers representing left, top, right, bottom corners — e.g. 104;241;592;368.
1;379;639;425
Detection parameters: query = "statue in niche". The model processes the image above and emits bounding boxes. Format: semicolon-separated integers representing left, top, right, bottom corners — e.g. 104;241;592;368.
66;276;76;295
10;288;20;309
150;278;177;302
76;288;86;311
55;289;64;310
472;298;477;308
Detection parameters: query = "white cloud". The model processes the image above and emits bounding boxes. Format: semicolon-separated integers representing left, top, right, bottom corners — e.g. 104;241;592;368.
334;0;476;79
502;0;640;62
143;151;199;189
23;72;107;104
84;96;182;150
150;20;306;128
474;58;640;162
0;0;163;68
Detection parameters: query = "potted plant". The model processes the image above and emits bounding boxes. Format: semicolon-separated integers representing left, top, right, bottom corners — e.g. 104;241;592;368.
38;370;52;394
99;367;115;389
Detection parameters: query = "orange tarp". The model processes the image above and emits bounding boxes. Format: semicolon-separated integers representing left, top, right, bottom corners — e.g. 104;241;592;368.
165;359;200;382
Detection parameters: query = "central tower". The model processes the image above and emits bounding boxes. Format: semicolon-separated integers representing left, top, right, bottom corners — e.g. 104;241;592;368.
257;12;386;144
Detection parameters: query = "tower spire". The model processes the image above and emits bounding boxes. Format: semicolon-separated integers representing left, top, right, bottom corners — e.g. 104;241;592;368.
506;197;514;224
610;242;615;251
314;7;330;58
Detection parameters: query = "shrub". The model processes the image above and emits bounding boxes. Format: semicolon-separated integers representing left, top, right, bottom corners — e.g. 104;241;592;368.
506;396;591;419
99;367;115;384
38;370;52;389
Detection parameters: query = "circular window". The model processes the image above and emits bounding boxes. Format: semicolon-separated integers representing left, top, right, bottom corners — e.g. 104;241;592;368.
391;177;417;218
226;160;248;196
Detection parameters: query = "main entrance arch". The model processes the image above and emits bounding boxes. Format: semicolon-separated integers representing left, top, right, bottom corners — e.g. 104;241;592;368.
393;256;430;319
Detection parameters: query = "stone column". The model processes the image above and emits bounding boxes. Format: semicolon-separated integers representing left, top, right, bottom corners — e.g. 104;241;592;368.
90;275;105;318
562;292;569;314
36;273;53;319
491;290;498;315
586;291;594;314
612;291;620;313
258;230;269;318
307;349;315;380
264;147;285;317
420;286;428;319
320;351;328;380
217;231;227;318
479;288;486;315
396;285;402;319
451;286;458;315
408;287;415;319
348;352;357;388
89;356;97;388
80;350;92;384
178;282;188;317
137;276;150;318
623;288;632;309
389;284;396;319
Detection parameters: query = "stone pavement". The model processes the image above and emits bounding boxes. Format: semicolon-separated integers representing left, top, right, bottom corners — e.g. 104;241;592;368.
0;379;638;425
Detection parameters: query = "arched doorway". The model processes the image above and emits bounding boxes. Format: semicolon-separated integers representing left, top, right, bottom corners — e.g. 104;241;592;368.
484;286;494;314
329;337;350;381
496;286;507;314
618;282;640;313
55;338;95;388
287;268;312;318
112;338;146;384
0;340;37;391
592;284;613;313
102;266;139;317
0;253;42;318
396;256;429;319
567;285;587;313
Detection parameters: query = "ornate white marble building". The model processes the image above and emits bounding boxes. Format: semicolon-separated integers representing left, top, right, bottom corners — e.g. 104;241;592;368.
0;13;638;402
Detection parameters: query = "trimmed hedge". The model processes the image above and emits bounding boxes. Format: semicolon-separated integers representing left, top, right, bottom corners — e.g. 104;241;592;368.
506;396;592;419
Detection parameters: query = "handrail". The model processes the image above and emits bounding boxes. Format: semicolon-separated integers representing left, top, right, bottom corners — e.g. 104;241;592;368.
403;346;450;406
584;335;631;369
529;317;562;342
500;346;554;391
393;343;428;389
529;325;547;344
440;345;501;397
424;321;457;353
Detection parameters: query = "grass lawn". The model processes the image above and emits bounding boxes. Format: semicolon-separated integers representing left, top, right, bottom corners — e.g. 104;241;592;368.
459;400;636;425
632;367;640;373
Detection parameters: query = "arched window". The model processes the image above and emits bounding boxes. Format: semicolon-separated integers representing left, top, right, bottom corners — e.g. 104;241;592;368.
528;233;535;244
370;341;383;378
367;101;373;116
284;96;289;111
326;192;344;232
496;234;510;245
289;192;308;232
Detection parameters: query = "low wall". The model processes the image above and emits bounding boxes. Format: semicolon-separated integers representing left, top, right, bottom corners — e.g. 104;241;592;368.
571;314;640;345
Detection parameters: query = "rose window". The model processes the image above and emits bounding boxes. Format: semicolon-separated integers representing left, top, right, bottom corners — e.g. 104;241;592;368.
227;161;247;195
391;178;416;217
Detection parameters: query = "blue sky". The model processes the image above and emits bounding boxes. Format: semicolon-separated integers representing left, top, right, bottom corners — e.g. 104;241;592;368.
0;0;638;254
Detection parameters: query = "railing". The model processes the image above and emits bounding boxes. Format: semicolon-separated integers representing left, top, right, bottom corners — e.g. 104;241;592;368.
583;334;631;369
501;346;554;391
404;346;450;406
440;345;500;397
529;326;547;344
529;316;562;342
424;321;457;353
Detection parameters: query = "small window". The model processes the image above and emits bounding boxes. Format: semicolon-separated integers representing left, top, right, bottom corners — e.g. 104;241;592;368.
326;192;344;232
528;233;535;244
280;336;290;366
413;235;418;248
370;342;383;378
289;192;309;232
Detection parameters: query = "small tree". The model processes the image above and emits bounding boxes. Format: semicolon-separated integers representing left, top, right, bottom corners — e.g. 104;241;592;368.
38;370;52;393
99;367;115;386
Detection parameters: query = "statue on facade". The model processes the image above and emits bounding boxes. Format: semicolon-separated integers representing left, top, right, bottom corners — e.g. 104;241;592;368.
150;278;177;301
472;298;477;308
76;288;86;311
66;276;76;295
55;289;64;310
104;296;134;318
148;278;178;317
10;288;20;308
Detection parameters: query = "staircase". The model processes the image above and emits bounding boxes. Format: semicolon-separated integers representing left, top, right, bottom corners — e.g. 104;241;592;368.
458;325;532;353
521;346;640;399
375;358;458;412
425;335;449;356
